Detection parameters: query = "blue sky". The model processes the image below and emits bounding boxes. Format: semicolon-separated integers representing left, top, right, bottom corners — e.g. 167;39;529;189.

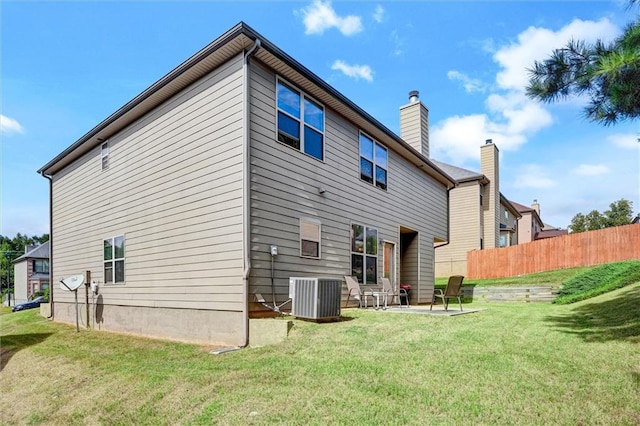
2;0;639;236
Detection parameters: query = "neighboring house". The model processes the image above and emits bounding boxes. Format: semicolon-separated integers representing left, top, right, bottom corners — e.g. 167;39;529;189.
13;241;50;304
38;23;455;346
512;200;567;242
432;141;521;277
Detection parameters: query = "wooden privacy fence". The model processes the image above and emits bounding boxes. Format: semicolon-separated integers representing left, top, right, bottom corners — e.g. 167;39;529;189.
467;224;640;279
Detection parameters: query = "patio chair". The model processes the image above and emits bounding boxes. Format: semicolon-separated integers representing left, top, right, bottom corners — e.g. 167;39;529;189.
344;276;373;308
381;277;409;307
431;275;464;311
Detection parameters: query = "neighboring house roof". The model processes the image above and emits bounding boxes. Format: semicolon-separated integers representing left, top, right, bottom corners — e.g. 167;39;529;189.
13;241;50;263
430;160;521;222
536;229;569;239
500;194;522;219
632;214;640;224
430;160;487;184
38;22;455;189
511;201;534;214
511;201;544;226
542;222;560;231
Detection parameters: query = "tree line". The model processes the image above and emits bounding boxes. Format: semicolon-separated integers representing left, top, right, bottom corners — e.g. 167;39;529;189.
568;199;635;233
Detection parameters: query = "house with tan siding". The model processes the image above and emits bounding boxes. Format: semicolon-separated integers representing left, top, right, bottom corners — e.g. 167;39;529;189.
512;200;567;242
38;23;455;346
432;141;521;277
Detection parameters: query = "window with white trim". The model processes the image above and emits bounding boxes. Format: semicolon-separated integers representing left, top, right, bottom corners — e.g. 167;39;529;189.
276;80;325;161
104;235;125;284
300;218;321;259
359;133;388;190
351;223;378;285
101;142;109;170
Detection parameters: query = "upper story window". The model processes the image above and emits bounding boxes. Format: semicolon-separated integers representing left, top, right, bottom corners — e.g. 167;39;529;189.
277;80;324;161
104;235;125;284
101;142;109;170
33;259;49;274
359;133;388;190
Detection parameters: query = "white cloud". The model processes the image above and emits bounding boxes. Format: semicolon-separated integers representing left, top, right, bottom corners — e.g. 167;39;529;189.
373;4;384;23
432;18;618;164
331;60;373;82
513;164;557;189
572;164;610;176
447;70;486;93
608;133;640;150
0;114;25;135
431;94;552;163
494;18;618;92
390;30;405;56
301;0;363;36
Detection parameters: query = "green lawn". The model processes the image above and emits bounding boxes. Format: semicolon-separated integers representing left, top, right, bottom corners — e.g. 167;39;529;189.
436;266;590;288
2;284;639;425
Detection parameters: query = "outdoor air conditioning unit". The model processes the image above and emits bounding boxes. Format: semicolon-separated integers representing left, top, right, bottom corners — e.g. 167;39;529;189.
289;277;342;320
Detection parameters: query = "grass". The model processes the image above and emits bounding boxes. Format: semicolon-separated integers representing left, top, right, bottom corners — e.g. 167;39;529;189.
435;266;589;289
554;260;640;304
2;285;640;425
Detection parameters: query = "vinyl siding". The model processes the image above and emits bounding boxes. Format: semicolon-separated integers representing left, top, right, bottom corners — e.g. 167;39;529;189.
500;202;518;246
435;181;481;277
518;213;534;243
51;53;246;313
248;63;447;307
399;102;429;157
14;261;28;304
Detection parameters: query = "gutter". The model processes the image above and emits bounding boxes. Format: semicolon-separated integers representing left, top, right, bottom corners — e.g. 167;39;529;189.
39;172;54;319
434;186;454;249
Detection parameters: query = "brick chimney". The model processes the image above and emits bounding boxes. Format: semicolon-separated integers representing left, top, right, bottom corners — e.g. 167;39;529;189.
481;139;500;249
399;90;430;157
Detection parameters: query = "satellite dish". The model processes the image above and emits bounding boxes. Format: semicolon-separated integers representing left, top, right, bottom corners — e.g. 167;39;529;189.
60;274;85;291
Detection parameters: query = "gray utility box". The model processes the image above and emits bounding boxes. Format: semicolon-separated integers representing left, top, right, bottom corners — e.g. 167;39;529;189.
289;277;342;320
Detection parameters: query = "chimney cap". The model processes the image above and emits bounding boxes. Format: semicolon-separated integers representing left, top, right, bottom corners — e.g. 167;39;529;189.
408;90;419;102
485;139;493;144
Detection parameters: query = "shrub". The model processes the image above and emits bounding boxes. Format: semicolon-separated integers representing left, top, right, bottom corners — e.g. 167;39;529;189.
554;260;640;304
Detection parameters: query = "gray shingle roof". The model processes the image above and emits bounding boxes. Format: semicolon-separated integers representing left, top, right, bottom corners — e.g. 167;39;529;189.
430;160;484;182
13;241;50;263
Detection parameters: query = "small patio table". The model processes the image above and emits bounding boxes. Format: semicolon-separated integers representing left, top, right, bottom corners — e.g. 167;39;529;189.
371;291;388;310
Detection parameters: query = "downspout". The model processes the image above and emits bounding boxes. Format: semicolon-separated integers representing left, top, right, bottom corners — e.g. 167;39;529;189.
240;39;262;348
436;186;453;249
39;171;54;319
